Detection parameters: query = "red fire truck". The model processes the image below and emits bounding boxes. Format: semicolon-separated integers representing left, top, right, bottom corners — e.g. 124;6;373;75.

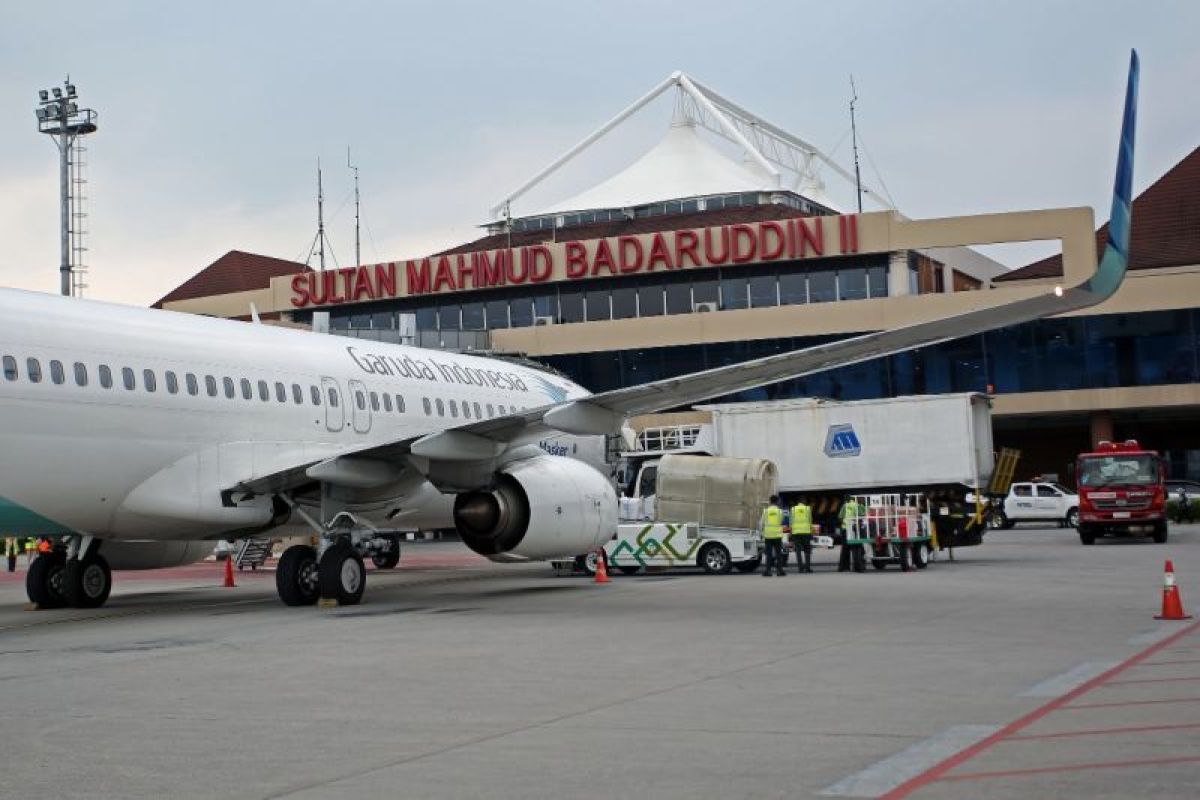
1075;440;1168;545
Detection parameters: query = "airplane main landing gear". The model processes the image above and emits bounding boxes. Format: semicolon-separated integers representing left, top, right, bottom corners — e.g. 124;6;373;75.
63;553;112;609
26;551;67;608
26;536;113;609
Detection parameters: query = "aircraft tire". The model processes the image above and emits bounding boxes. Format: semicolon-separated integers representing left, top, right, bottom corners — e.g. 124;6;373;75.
318;543;366;606
276;545;320;606
370;535;401;570
26;553;67;609
63;554;112;609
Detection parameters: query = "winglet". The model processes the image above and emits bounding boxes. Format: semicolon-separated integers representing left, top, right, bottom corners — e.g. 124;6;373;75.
1085;49;1139;299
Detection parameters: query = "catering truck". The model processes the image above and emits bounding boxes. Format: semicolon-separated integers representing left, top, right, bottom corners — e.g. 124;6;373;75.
1075;440;1169;544
618;393;1011;551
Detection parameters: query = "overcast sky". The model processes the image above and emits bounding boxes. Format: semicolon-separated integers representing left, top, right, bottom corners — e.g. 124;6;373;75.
1;1;1196;306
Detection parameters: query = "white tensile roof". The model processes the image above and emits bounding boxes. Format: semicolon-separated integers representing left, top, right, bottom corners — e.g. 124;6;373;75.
531;122;778;216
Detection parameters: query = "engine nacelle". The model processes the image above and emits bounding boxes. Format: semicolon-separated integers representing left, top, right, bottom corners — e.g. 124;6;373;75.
99;540;214;571
453;455;616;561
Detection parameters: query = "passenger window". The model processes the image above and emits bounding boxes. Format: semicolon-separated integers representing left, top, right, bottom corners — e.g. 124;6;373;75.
165;371;179;394
292;384;303;404
1036;485;1059;498
27;358;42;383
205;376;218;397
50;360;65;384
423;397;431;415
383;394;393;412
186;374;199;395
257;380;269;402
328;388;339;408
435;398;444;417
1014;485;1032;497
370;392;380;412
474;402;482;419
311;386;322;405
396;395;405;413
99;365;112;388
449;400;458;418
2;355;16;381
223;377;235;398
487;403;494;417
121;367;135;390
143;369;157;392
73;362;87;386
240;378;252;400
355;391;365;411
463;402;471;419
275;382;286;403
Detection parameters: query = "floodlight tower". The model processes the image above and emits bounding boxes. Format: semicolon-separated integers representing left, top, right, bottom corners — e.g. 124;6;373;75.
35;79;98;297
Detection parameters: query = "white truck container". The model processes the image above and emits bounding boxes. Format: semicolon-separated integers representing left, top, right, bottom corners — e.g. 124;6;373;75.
619;393;998;551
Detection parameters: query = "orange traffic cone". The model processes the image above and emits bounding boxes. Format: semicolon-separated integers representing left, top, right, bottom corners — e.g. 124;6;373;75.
593;550;610;584
1154;559;1191;620
223;552;236;588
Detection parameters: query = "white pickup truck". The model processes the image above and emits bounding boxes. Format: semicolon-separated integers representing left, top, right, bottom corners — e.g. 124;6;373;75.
990;482;1080;529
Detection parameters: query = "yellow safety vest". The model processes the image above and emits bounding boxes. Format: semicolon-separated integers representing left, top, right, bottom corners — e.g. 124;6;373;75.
790;503;813;534
762;506;785;539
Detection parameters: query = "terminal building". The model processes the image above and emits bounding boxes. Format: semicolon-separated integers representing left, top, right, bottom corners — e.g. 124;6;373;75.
156;74;1200;484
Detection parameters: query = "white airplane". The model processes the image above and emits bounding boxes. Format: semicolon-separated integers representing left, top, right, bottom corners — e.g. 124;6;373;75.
2;53;1138;610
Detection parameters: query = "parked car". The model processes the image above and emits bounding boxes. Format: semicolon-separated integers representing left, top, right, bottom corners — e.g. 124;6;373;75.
990;482;1079;529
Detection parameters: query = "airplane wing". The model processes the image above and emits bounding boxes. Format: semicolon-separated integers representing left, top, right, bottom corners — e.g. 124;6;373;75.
235;50;1138;499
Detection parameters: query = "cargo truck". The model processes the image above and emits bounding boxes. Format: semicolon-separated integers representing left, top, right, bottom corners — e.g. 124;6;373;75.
618;393;1013;552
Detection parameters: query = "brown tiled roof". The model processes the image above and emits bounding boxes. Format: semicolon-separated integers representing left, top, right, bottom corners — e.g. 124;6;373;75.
153;250;312;307
996;146;1200;282
433;203;824;257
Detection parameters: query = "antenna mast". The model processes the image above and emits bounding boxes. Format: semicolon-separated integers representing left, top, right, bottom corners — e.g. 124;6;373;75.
849;75;863;214
304;159;338;271
347;147;361;266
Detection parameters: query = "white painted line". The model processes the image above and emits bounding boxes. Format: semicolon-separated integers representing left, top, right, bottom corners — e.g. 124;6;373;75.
819;724;999;797
1129;627;1181;646
1019;661;1119;698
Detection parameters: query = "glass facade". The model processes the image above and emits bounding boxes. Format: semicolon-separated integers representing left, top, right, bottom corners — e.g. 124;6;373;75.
540;309;1200;404
324;254;891;333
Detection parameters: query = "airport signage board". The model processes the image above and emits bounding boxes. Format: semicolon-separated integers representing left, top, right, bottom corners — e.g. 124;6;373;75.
286;211;883;309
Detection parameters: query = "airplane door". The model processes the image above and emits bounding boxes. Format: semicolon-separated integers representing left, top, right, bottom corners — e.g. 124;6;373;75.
347;379;372;433
321;377;344;432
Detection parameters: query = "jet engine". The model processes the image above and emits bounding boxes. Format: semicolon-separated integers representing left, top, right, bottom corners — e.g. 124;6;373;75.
98;540;214;570
453;455;616;561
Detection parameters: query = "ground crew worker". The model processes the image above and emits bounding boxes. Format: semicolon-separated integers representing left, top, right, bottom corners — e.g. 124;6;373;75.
759;494;787;577
790;498;814;574
23;537;36;568
5;537;18;572
837;496;864;572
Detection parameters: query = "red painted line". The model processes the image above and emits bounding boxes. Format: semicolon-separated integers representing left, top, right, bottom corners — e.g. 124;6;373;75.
1006;721;1200;741
1064;696;1200;710
935;755;1200;783
878;619;1200;800
1105;675;1200;686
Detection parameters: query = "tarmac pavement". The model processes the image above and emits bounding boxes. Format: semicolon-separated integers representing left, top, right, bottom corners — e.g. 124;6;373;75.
1;526;1198;799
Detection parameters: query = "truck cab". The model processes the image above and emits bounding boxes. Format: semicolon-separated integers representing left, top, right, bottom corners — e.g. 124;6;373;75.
1076;440;1168;544
996;482;1079;529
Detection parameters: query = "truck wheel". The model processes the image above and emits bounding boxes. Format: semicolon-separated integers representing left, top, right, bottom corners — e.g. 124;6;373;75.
699;543;732;575
735;557;762;573
911;543;928;569
898;544;912;573
871;559;887;571
1065;508;1080;528
578;551;605;575
1078;526;1096;545
1152;522;1168;544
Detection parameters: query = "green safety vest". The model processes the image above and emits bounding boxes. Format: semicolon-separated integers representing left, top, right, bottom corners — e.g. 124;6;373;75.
761;505;785;539
790;503;813;535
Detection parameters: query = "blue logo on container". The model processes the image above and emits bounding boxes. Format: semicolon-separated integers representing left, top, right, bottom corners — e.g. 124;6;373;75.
824;424;861;458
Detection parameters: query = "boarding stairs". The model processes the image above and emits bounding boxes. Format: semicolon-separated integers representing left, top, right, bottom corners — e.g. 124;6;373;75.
234;538;274;571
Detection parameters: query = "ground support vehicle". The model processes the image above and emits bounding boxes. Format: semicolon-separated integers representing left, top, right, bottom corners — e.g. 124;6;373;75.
604;522;762;575
1076;440;1168;544
842;494;933;573
989;481;1080;530
620;394;1014;556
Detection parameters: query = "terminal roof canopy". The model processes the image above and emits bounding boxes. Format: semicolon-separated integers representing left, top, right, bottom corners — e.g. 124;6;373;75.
997;145;1200;282
531;122;780;217
153;250;310;308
